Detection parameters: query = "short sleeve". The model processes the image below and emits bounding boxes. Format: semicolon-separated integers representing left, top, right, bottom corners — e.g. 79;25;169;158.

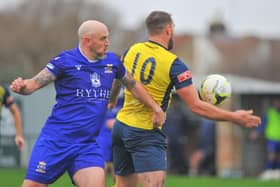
2;85;14;108
170;58;193;90
115;58;126;79
46;54;64;78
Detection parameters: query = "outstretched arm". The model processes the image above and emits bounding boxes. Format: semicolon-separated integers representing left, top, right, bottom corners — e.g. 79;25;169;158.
10;68;55;95
9;103;25;151
176;84;261;127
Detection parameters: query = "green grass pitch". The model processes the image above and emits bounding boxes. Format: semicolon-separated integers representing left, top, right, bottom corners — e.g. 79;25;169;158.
1;168;279;187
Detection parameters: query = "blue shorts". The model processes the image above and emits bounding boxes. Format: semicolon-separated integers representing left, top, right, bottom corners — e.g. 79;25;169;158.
25;134;104;184
97;130;113;162
112;120;167;176
267;139;280;153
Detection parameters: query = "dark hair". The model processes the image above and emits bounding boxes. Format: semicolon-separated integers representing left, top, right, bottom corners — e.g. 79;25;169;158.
145;11;173;35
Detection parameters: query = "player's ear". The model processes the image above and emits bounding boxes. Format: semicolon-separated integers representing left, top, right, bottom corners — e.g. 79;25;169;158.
165;23;173;35
82;35;91;46
165;25;171;35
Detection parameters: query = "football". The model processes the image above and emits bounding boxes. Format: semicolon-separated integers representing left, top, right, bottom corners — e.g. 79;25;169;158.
199;74;231;105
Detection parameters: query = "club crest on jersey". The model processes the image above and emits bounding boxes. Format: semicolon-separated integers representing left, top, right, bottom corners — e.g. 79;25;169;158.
90;72;101;88
35;161;47;173
75;65;82;71
104;64;113;73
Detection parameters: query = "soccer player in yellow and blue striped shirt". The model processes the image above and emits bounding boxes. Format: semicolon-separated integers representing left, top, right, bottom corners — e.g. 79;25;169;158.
111;10;261;187
0;83;24;151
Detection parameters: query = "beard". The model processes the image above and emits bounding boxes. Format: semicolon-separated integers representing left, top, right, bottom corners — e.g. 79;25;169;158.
90;46;107;60
96;51;105;59
167;37;174;50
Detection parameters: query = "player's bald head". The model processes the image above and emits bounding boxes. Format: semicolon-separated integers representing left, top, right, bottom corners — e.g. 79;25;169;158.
78;20;108;39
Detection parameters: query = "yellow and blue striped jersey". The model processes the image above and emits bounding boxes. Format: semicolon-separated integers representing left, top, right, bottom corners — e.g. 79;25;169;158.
0;84;13;110
117;41;192;130
0;84;14;122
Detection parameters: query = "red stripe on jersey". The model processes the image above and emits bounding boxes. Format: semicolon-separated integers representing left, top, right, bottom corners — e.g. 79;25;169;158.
177;70;192;83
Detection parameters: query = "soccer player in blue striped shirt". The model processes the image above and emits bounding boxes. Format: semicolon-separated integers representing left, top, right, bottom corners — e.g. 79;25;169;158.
10;20;165;187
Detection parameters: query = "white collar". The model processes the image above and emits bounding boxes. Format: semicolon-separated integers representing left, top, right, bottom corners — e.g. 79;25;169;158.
78;45;98;63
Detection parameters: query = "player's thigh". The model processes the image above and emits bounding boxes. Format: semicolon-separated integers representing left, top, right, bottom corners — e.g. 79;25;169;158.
138;170;166;187
73;167;105;187
115;173;138;187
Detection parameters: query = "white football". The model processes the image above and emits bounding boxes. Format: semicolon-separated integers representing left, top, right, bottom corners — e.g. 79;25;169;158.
199;74;231;105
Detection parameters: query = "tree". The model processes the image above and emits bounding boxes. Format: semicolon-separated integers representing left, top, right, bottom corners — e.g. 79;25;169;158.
0;0;123;82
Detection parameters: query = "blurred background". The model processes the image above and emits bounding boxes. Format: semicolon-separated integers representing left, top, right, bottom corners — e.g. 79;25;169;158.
1;0;280;180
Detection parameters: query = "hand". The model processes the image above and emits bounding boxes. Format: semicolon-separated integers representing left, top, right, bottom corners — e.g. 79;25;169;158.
14;135;25;151
233;110;261;128
10;77;26;93
152;107;166;128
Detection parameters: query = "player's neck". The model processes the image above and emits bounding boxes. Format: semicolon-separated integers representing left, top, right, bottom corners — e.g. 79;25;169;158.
148;36;168;49
79;46;99;61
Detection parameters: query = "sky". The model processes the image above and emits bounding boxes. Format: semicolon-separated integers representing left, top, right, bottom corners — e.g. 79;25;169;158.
101;0;280;39
1;0;280;38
